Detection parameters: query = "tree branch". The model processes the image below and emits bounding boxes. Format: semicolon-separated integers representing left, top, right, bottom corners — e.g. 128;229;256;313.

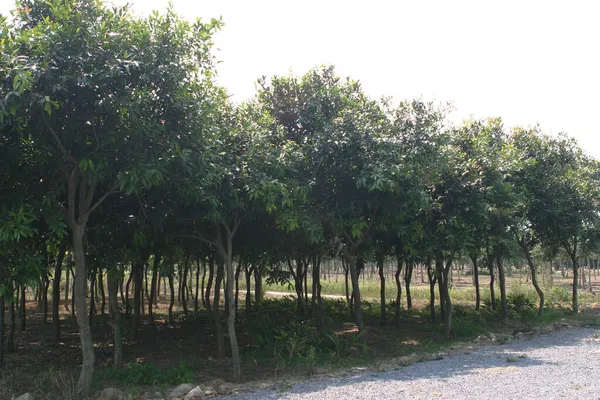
88;182;119;215
41;111;77;166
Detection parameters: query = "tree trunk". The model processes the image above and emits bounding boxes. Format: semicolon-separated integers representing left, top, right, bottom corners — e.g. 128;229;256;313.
395;254;403;329
311;254;324;332
42;275;50;324
107;269;123;366
65;255;71;311
213;260;225;359
437;252;453;338
523;246;544;316
486;246;496;310
377;253;386;325
405;260;413;310
201;258;208;309
18;284;26;331
124;272;132;316
571;255;579;313
289;257;305;316
223;232;241;381
53;240;67;341
194;258;200;312
6;281;15;354
254;266;262;305
148;252;160;329
168;274;175;325
205;255;214;313
469;251;481;311
181;259;189;317
427;257;436;322
98;268;106;316
234;260;242;315
343;258;350;307
496;252;507;324
131;257;144;341
342;247;366;346
88;273;96;326
73;224;95;399
245;264;252;311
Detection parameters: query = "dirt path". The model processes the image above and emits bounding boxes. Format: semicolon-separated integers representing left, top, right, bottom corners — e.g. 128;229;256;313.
225;327;600;399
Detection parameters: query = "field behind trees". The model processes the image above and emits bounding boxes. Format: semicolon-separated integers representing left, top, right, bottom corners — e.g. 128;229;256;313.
1;1;600;399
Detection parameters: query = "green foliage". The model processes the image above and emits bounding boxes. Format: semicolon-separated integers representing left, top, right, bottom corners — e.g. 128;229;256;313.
323;330;370;361
101;362;195;386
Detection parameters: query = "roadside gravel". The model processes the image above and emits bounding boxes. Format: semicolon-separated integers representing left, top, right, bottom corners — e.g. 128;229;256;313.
224;327;600;400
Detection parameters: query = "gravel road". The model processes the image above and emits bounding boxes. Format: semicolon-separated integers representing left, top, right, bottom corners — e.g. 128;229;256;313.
225;327;600;400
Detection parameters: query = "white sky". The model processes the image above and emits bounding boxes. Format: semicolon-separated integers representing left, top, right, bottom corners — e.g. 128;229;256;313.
2;0;599;159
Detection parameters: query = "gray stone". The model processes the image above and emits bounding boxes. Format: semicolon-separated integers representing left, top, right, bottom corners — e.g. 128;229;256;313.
98;388;125;400
15;394;33;400
183;386;205;400
167;383;195;399
202;387;215;396
216;383;232;395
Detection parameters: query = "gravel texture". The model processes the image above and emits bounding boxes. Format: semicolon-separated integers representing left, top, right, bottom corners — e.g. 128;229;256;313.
224;327;600;400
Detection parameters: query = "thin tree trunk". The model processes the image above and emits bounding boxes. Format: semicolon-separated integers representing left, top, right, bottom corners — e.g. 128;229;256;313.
18;284;26;331
98;268;106;316
73;223;95;399
571;255;579;313
213;260;225;359
53;241;67;341
395;254;403;329
342;247;366;347
486;246;496;310
107;269;123;366
88;273;96;326
523;246;545;316
65;256;71;311
131;257;144;341
205;256;214;312
377;253;386;325
312;254;324;332
148;252;160;329
124;272;132;316
223;232;241;381
42;274;50;324
496;252;507;324
181;259;189;317
201;258;208;309
405;260;413;310
234;260;242;315
470;251;481;312
168;274;175;325
426;257;436;322
254;266;262;305
245;264;252;311
6;281;15;354
194;258;200;312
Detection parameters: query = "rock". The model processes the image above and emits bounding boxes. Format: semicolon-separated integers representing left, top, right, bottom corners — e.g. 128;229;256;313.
167;383;195;399
98;388;125;400
473;335;482;343
488;332;496;340
141;391;165;400
203;387;215;396
15;394;33;400
216;382;232;395
183;386;205;400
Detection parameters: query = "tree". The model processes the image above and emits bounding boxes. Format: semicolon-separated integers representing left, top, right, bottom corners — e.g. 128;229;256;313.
0;1;221;396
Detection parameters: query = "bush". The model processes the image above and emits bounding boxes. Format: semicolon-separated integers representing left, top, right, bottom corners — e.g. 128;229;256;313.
547;286;571;308
101;362;195;386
